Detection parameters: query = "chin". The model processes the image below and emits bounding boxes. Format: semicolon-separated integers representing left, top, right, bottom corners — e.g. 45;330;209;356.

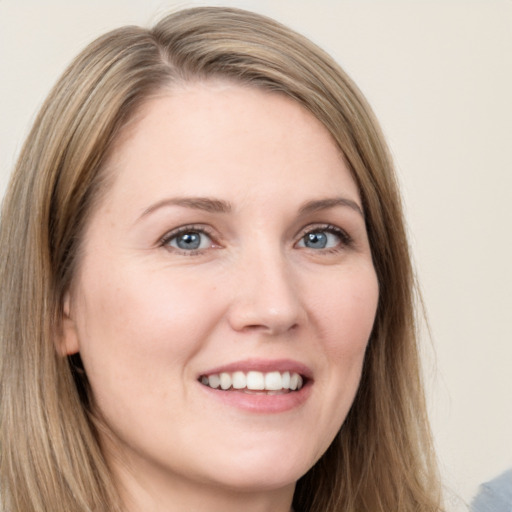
198;446;315;493
209;467;302;494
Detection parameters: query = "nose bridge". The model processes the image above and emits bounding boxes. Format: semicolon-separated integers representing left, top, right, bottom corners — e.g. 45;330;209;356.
227;237;303;334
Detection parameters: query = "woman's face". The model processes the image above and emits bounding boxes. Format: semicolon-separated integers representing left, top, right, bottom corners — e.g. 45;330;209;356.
63;82;379;502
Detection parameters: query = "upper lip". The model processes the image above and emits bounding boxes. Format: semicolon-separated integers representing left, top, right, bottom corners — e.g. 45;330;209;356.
198;358;313;380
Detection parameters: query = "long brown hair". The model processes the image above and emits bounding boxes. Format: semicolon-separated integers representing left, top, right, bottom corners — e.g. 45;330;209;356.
0;7;442;511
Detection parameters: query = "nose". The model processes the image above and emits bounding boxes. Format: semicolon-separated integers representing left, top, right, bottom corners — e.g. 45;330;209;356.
226;247;305;336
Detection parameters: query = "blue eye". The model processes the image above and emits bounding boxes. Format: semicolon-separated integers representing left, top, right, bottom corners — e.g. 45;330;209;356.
297;227;347;250
166;230;212;251
305;232;328;249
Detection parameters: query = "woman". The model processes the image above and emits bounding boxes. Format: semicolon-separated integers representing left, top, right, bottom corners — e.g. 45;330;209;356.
0;7;442;512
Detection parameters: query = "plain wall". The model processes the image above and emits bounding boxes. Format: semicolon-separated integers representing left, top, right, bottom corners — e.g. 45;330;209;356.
1;1;511;509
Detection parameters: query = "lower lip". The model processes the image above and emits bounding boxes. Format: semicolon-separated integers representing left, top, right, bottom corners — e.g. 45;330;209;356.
198;381;312;413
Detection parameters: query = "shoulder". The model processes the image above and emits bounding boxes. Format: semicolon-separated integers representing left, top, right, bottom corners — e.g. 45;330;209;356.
470;469;512;512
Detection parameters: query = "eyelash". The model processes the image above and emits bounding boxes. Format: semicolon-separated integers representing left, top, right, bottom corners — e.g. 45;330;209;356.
158;223;353;255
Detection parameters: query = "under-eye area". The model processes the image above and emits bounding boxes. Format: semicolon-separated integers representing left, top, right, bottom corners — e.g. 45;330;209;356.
199;371;306;393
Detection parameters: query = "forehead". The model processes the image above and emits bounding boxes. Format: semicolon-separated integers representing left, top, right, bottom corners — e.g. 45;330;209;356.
100;82;359;216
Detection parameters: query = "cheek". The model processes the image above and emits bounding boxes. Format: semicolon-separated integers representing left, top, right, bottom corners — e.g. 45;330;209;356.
317;266;378;357
313;265;378;414
71;262;223;401
79;258;211;334
287;265;378;464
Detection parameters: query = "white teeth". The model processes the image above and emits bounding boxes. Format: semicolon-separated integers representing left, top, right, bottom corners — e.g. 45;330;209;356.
232;371;246;389
201;370;304;392
220;372;232;390
246;371;265;390
265;371;282;391
289;372;299;391
208;374;221;389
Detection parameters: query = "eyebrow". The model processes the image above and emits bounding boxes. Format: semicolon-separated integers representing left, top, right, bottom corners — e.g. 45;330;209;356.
140;197;232;218
298;197;364;217
139;195;363;220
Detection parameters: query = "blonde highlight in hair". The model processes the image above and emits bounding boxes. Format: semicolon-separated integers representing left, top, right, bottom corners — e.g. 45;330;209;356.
1;7;442;511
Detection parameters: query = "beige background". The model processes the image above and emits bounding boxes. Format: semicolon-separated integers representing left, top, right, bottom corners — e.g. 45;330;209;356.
1;1;511;509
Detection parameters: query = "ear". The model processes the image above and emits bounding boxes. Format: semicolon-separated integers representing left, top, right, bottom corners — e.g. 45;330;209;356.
56;292;81;356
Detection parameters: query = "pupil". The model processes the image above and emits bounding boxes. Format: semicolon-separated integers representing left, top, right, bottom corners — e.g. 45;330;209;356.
305;232;327;249
177;232;201;250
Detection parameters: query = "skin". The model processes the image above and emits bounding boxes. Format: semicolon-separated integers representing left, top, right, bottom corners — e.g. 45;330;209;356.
62;82;379;512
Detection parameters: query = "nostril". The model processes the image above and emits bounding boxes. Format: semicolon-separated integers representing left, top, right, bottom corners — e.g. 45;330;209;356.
227;300;303;335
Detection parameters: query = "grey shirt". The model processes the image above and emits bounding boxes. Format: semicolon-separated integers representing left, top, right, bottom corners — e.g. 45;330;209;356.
471;469;512;512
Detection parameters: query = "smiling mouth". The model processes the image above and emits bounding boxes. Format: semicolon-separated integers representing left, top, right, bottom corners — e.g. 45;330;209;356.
199;370;305;394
